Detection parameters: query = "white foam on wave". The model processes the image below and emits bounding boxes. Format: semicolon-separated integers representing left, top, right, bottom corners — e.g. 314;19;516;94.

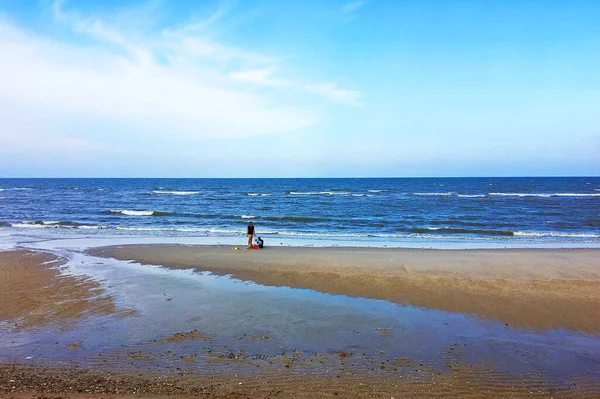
413;192;455;196
240;215;256;219
457;194;486;198
514;231;600;238
367;189;386;193
115;226;240;234
11;222;107;229
490;192;600;198
152;190;201;196
289;191;366;197
247;193;272;196
110;209;155;216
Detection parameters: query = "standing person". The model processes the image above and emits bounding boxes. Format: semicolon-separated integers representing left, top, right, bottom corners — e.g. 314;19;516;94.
247;221;255;249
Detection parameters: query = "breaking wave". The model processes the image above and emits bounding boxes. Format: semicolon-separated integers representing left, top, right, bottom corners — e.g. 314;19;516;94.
489;192;600;198
152;190;201;196
399;227;515;236
108;210;172;216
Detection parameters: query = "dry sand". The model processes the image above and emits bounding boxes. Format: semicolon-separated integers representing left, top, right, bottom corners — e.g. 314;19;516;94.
89;245;600;332
0;250;128;330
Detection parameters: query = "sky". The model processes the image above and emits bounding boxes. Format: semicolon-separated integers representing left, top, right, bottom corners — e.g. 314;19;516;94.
0;0;599;177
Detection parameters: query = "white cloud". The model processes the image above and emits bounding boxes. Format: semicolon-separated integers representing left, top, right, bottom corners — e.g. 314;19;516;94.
0;2;362;158
342;1;366;15
229;68;289;87
306;82;363;106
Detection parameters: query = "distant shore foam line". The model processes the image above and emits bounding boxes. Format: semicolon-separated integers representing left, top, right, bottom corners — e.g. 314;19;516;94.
152;190;201;195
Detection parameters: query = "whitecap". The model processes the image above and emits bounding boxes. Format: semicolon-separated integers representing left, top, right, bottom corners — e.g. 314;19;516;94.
247;193;272;196
490;192;600;198
413;192;455;196
110;210;155;216
240;215;256;219
152;190;201;195
457;194;486;198
514;231;600;238
11;222;107;229
367;189;386;193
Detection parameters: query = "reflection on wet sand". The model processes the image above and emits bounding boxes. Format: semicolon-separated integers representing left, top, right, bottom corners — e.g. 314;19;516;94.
1;247;600;397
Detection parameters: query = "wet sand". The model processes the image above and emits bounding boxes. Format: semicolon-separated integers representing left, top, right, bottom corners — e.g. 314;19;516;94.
0;250;126;330
2;247;600;397
2;362;599;398
89;245;600;332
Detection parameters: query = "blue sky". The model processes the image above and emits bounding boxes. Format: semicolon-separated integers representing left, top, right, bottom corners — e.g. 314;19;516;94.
0;0;598;177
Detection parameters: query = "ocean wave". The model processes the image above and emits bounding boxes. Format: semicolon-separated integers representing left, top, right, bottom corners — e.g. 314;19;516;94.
457;194;486;198
115;226;241;234
367;189;386;193
11;221;108;229
398;227;514;236
413;192;455;196
108;209;172;216
489;192;600;198
240;215;256;219
247;193;272;196
514;231;600;238
288;191;366;197
152;190;201;195
263;216;330;223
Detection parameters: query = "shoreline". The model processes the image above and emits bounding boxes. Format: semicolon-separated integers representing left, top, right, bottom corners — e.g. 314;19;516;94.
89;245;600;333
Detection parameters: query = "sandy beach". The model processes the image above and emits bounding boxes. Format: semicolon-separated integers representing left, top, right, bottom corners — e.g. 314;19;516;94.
2;246;600;397
89;245;600;332
0;250;126;331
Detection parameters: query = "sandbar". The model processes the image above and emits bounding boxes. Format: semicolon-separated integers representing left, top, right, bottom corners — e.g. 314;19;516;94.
0;250;126;330
89;245;600;332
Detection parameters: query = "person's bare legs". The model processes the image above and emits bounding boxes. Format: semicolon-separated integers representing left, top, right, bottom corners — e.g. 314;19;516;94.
247;234;253;249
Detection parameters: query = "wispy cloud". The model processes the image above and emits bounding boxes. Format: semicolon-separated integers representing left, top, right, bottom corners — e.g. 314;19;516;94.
0;1;362;158
306;82;363;106
342;0;366;15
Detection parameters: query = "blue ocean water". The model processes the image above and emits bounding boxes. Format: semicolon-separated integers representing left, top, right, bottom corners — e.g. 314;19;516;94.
0;177;599;246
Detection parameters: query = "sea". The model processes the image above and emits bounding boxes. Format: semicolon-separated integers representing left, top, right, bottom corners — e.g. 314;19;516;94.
0;177;599;248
